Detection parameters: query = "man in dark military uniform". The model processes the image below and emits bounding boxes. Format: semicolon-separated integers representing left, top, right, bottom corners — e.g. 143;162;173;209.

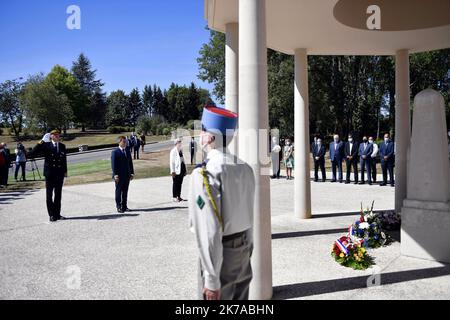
29;130;68;222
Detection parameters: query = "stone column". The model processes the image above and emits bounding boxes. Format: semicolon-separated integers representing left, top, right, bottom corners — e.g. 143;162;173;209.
239;0;272;300
294;48;312;219
395;49;411;213
225;23;239;156
401;89;450;263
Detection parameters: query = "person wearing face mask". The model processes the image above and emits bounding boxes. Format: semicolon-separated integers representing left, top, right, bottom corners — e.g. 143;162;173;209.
369;136;379;183
312;138;326;182
329;134;344;183
284;138;294;180
189;106;255;300
379;133;395;186
358;136;374;185
344;134;359;184
28;130;68;222
170;138;187;202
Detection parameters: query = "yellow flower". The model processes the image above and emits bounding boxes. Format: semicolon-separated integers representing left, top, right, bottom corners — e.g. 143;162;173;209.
339;253;344;258
361;248;366;253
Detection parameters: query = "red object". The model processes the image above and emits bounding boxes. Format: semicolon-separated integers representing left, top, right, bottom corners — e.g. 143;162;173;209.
205;106;238;119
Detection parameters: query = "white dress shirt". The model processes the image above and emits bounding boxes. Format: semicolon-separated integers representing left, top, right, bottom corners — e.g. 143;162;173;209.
371;143;379;158
188;148;255;290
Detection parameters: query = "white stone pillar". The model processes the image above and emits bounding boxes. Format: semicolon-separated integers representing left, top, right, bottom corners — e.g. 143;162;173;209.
294;48;312;219
225;23;239;156
238;0;272;300
395;49;411;213
401;89;450;263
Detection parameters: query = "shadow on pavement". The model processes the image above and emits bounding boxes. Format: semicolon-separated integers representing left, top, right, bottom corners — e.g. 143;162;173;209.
66;213;139;220
132;206;188;213
272;265;450;300
0;189;39;206
272;228;348;240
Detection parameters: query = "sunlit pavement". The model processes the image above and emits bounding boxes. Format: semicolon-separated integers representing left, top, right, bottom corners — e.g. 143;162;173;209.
0;172;449;299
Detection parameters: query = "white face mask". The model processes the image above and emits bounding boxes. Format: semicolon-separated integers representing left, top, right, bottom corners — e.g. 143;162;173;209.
317;141;322;145
369;140;373;144
348;138;353;142
384;138;389;142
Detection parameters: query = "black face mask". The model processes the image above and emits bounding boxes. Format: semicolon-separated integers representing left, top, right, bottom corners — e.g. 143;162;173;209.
363;139;368;142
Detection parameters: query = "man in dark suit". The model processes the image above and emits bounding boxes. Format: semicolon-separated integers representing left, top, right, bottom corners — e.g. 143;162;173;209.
190;137;197;165
329;134;344;183
313;138;326;182
379;133;395;187
28;130;67;222
358;136;373;185
344;134;359;184
111;136;134;213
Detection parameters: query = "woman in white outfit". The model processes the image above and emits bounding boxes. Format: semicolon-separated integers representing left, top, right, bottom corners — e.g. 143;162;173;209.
170;138;187;202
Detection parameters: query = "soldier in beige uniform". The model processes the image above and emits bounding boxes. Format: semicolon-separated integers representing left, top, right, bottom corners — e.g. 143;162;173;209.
189;106;255;300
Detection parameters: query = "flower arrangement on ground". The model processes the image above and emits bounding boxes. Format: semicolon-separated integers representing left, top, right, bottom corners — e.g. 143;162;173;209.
349;202;391;248
331;235;374;270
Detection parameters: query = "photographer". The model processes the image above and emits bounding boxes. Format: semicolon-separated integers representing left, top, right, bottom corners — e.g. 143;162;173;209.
14;141;27;182
0;143;11;187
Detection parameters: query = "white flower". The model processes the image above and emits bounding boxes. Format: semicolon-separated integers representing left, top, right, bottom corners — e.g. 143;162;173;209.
359;222;370;229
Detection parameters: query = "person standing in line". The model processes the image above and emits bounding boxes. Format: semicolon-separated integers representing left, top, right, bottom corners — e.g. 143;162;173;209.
190;137;197;165
270;136;281;179
14;141;27;182
170;138;187;202
369;136;379;183
111;136;134;213
359;136;373;185
28;130;68;222
284;138;294;180
313;138;326;182
344;134;359;184
140;133;146;153
189;106;255;300
0;143;9;188
379;133;395;187
329;134;344;183
134;136;141;160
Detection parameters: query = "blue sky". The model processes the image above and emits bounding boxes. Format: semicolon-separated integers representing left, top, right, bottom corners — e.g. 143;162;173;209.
0;0;214;97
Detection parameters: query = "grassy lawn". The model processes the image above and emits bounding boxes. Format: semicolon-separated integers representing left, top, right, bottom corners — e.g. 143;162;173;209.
0;151;195;192
0;129;169;150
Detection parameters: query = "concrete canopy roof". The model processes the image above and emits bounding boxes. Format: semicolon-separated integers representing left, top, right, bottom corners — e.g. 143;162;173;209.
205;0;450;55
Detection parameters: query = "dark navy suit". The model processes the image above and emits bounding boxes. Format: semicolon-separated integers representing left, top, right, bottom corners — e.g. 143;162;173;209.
111;147;134;210
313;143;326;181
379;140;395;185
359;141;373;183
344;141;359;183
329;141;344;182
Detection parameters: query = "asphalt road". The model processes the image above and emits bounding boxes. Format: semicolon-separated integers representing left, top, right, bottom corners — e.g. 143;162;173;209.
30;140;175;168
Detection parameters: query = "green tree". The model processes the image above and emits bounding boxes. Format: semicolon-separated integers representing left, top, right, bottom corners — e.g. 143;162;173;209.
0;78;25;136
21;74;73;131
71;53;104;131
127;88;145;126
143;85;154;117
197;29;226;104
106;90;128;127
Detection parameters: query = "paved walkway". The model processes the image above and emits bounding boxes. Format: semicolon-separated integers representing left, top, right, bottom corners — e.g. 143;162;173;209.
0;173;449;299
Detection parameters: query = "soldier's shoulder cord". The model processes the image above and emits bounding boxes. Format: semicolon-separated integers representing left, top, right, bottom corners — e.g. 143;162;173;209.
200;162;223;232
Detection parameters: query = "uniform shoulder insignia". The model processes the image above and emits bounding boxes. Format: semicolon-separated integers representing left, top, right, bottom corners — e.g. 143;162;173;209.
196;195;205;209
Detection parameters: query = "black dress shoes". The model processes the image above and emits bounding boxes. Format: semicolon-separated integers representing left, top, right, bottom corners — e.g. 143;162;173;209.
56;216;67;220
345;181;350;184
49;216;57;222
380;183;387;186
117;207;124;213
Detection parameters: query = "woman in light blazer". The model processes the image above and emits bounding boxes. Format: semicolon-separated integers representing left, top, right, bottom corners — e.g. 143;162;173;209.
170;138;187;202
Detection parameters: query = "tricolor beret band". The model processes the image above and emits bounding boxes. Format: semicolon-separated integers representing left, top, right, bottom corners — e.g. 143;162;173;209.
201;106;238;136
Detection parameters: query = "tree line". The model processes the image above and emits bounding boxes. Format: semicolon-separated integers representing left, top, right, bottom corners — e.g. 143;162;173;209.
197;29;450;142
0;54;214;137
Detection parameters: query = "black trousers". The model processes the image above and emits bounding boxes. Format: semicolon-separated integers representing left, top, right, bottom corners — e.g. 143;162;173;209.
172;174;184;198
314;158;326;181
371;159;377;182
134;147;139;159
0;166;9;186
360;157;372;183
190;151;195;165
15;162;26;180
381;160;395;185
45;175;64;218
331;159;343;181
346;158;359;182
115;177;130;210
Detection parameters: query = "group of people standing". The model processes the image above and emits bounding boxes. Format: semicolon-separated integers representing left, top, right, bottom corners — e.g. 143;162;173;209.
125;132;146;160
0;141;31;188
311;133;395;186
